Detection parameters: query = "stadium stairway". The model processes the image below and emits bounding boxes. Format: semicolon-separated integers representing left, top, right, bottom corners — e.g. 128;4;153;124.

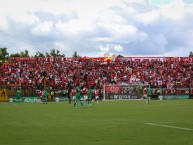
0;90;8;102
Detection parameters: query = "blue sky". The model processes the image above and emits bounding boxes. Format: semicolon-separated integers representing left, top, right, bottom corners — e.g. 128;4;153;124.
0;0;193;57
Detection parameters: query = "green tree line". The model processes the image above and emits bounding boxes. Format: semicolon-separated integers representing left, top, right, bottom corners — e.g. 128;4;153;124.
0;48;69;62
1;47;193;62
0;47;86;62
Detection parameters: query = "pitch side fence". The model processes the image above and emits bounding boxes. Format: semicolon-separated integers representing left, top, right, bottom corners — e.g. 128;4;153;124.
103;85;193;100
0;85;64;98
1;85;193;101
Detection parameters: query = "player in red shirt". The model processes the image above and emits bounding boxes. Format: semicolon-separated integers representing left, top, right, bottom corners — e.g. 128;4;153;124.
71;88;76;101
83;86;88;106
38;90;43;104
71;87;77;107
94;88;99;104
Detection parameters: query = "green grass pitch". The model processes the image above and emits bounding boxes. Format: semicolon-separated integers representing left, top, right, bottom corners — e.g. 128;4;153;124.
0;100;193;145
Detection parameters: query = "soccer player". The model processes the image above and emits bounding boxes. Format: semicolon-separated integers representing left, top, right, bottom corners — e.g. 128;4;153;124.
38;90;43;104
71;87;76;107
43;88;48;104
75;84;84;108
139;85;143;100
157;88;163;100
79;86;85;107
16;87;22;103
50;90;54;102
67;88;71;104
62;87;68;97
83;86;88;106
75;85;80;107
146;86;152;104
143;87;147;100
87;87;92;106
49;86;53;95
94;88;99;104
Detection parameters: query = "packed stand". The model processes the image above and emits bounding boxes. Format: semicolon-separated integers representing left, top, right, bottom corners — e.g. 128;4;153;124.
0;57;193;97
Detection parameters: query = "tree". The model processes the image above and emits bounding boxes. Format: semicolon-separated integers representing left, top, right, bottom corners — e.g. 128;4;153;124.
189;51;193;57
20;49;30;57
9;49;30;58
50;49;57;57
10;53;21;58
49;49;65;57
45;52;50;57
24;49;29;57
56;49;60;56
0;47;9;62
34;51;45;57
72;51;81;58
73;51;78;58
117;54;124;58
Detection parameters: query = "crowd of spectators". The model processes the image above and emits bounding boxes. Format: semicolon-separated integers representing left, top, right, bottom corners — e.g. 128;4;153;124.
0;57;193;94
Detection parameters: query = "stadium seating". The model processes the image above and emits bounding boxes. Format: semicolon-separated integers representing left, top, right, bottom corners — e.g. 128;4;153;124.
0;57;192;97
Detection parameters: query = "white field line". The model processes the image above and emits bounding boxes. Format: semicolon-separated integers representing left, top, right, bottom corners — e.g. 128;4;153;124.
146;123;193;131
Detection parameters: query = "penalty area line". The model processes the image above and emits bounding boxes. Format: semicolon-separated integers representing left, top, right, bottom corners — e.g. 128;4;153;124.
146;123;193;131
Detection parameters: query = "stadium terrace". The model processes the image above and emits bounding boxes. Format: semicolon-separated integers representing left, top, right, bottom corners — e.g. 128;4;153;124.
0;56;193;100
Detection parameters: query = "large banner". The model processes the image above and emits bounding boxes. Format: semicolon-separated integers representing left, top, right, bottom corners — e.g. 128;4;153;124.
103;85;145;100
9;97;41;102
162;95;189;100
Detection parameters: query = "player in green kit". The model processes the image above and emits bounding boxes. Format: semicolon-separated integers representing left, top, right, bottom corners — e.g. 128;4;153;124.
75;85;80;107
43;88;48;104
74;84;84;108
80;87;86;107
87;87;92;106
16;87;22;102
146;85;151;104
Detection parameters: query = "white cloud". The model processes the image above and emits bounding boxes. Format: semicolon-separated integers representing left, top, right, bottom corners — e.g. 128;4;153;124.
0;0;193;57
163;46;190;56
99;44;123;52
32;21;53;35
55;19;93;34
136;10;160;25
0;16;8;31
114;45;123;52
159;0;186;20
99;45;110;52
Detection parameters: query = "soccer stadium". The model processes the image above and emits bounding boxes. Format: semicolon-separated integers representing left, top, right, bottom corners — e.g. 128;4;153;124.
1;51;193;145
1;0;193;145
